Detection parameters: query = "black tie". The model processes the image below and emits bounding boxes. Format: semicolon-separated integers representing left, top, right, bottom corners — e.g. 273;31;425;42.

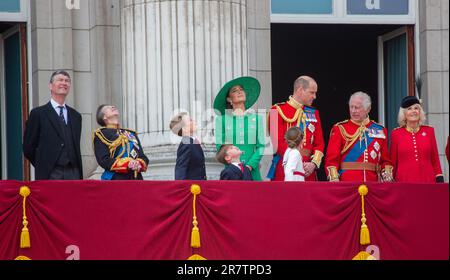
58;106;66;124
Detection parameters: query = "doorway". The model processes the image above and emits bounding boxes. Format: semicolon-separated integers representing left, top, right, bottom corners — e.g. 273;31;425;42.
271;23;412;180
0;22;28;180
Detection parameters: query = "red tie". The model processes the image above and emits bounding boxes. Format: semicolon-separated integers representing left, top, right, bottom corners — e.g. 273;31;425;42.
239;163;244;173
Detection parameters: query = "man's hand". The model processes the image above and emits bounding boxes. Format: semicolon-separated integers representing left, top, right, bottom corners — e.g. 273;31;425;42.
381;170;393;182
303;162;316;177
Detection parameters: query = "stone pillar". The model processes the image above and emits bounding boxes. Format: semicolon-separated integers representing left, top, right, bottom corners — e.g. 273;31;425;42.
30;0;122;178
247;0;272;180
121;0;250;179
419;0;449;180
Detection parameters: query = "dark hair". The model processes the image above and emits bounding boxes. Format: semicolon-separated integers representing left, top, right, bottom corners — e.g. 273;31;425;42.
169;112;188;137
96;104;108;126
216;144;233;164
49;70;71;83
285;127;303;148
225;85;244;111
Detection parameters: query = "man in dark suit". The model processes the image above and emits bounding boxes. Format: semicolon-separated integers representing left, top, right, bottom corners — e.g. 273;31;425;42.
170;112;207;180
23;70;83;180
216;145;253;181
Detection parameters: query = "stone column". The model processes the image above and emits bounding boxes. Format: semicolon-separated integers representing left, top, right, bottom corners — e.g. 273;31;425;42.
30;0;122;178
419;0;449;180
121;0;250;179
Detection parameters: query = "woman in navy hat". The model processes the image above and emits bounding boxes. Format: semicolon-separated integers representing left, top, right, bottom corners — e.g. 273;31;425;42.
390;96;444;183
214;77;265;181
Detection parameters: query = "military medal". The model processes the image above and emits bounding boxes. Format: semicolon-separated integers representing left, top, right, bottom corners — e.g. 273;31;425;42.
370;150;377;160
373;141;380;152
130;149;137;159
308;123;315;133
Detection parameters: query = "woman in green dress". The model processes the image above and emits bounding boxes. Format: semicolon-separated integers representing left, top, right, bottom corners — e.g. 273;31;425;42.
214;76;265;180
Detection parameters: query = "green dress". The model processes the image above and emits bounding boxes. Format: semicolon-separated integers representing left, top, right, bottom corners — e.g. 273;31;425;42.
215;112;265;181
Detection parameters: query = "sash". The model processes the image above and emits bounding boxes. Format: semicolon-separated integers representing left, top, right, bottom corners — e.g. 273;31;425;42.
340;123;379;175
101;137;136;180
266;154;280;180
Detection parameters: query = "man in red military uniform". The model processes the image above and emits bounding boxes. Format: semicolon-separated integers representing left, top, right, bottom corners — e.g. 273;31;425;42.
268;76;325;181
325;91;393;182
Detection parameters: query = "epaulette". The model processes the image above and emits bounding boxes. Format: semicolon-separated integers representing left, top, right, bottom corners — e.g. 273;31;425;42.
371;121;386;129
335;119;349;126
271;102;285;108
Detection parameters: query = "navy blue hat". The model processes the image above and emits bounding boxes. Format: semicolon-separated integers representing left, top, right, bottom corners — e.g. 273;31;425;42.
401;96;421;109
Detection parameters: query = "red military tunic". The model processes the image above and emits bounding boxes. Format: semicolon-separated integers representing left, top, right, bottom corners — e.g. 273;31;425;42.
268;96;325;181
325;118;392;182
390;126;443;183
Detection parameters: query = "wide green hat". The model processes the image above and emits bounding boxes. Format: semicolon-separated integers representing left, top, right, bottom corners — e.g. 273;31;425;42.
213;76;261;115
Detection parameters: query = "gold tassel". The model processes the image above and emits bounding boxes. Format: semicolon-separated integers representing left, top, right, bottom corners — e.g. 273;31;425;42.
190;184;201;248
352;251;377;260
187;254;207;260
19;186;31;248
358;185;370;245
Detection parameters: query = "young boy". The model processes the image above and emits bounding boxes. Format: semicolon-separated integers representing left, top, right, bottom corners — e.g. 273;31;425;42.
216;144;253;180
170;112;206;180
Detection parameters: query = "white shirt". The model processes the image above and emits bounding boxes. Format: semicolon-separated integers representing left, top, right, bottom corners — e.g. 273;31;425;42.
50;98;68;124
283;148;305;182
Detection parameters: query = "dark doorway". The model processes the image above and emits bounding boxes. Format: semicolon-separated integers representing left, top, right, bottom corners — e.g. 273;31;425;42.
1;22;28;180
271;23;403;180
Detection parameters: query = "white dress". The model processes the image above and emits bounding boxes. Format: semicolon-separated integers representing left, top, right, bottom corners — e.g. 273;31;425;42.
283;148;305;182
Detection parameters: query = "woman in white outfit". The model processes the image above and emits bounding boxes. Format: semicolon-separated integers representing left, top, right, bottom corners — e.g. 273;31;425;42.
283;127;305;181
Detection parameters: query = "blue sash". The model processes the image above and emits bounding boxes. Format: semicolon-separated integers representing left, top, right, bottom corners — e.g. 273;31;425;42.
340;123;379;176
266;154;280;180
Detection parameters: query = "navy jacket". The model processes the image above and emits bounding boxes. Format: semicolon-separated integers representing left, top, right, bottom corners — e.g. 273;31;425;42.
175;136;206;180
220;163;253;181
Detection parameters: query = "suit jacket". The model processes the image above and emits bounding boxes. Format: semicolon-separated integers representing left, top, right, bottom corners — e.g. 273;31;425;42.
175;136;206;180
23;102;83;180
220;164;253;181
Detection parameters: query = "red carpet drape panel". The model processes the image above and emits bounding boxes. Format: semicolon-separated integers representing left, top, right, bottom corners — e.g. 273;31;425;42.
0;180;448;260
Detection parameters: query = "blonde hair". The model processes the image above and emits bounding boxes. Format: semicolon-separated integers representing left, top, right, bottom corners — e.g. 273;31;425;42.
285;127;303;149
169;112;188;136
397;104;426;127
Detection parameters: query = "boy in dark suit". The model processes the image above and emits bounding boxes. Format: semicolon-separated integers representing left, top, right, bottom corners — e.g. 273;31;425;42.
216;144;253;180
170;112;206;180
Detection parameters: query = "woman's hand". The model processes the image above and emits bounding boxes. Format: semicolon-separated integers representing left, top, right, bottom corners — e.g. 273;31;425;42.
128;160;142;171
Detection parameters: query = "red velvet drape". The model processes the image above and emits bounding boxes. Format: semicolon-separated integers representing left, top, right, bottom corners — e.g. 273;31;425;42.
0;180;448;260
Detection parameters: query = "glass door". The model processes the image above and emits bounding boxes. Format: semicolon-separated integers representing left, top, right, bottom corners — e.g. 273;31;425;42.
378;26;415;134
